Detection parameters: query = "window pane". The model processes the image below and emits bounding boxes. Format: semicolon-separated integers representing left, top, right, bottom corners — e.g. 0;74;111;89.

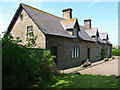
77;48;80;57
27;25;33;38
74;46;76;58
77;48;78;57
72;48;74;58
72;46;80;58
73;28;77;37
27;26;33;32
75;46;77;57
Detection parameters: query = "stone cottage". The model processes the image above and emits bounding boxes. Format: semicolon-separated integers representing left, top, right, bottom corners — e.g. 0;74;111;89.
6;3;112;69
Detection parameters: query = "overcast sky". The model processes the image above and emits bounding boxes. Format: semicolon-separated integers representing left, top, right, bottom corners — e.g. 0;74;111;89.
0;2;118;45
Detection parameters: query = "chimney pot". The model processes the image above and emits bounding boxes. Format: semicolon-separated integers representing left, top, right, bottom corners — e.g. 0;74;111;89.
84;18;92;29
62;8;73;19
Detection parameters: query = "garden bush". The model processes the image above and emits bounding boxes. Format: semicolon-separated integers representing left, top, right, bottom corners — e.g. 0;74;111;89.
112;49;120;56
2;37;56;88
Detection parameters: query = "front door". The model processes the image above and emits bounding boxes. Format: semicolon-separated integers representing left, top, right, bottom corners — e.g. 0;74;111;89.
51;46;57;64
87;48;90;59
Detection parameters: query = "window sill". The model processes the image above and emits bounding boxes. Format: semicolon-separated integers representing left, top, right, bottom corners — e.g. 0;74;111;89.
72;57;80;59
73;37;78;38
96;55;100;57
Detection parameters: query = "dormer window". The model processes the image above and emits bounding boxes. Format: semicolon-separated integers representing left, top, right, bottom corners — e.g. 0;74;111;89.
91;36;99;41
92;36;95;40
73;28;78;37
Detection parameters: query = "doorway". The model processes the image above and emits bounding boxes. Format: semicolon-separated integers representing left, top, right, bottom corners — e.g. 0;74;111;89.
51;46;57;64
87;48;90;59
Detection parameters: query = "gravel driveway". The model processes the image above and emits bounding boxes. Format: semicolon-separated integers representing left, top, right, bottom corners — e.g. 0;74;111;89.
79;57;119;76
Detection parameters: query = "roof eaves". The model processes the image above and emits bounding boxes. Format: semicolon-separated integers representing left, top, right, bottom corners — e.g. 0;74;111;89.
82;39;96;43
47;33;74;38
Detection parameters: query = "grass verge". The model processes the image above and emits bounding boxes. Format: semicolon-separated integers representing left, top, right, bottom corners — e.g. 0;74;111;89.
35;74;119;88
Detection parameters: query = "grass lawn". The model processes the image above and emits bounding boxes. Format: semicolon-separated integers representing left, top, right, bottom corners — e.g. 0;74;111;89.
36;74;119;88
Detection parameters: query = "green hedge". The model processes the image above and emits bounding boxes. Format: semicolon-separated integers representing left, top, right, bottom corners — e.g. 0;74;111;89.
2;37;56;88
112;49;120;56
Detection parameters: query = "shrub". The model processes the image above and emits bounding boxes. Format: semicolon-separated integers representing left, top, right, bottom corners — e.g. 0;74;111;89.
112;49;120;56
2;37;56;88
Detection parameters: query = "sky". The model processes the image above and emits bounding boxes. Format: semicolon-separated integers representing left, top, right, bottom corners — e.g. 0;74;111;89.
0;1;118;45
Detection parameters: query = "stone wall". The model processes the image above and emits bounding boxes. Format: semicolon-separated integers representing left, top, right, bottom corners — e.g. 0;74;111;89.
10;8;112;70
11;9;46;49
46;35;112;69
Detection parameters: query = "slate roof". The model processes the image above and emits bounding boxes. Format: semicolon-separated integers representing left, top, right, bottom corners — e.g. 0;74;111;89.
98;37;106;44
79;25;95;42
85;28;98;37
7;3;112;45
21;3;73;38
85;28;111;44
99;33;112;45
107;41;112;45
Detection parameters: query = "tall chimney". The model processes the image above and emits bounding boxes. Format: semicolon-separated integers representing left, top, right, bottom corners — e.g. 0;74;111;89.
84;17;91;29
62;8;73;19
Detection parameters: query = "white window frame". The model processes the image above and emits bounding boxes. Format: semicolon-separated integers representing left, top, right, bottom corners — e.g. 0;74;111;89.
27;26;33;33
75;46;77;58
72;46;80;58
72;48;74;58
27;25;33;38
77;48;80;57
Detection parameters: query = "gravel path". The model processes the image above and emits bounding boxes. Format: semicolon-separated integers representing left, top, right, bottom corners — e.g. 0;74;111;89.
79;57;119;76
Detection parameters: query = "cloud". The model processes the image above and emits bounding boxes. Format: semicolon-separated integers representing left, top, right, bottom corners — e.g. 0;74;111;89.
94;20;118;31
88;0;101;7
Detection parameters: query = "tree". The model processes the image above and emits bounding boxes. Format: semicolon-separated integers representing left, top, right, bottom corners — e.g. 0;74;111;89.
2;33;56;88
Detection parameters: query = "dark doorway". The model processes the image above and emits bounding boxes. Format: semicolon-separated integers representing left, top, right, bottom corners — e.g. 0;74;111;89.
87;48;90;59
109;48;112;58
51;46;57;64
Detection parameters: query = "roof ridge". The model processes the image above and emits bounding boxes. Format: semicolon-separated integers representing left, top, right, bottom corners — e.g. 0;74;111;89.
20;3;64;19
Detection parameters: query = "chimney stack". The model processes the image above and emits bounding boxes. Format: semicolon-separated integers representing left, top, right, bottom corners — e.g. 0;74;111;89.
84;17;91;29
62;8;73;19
